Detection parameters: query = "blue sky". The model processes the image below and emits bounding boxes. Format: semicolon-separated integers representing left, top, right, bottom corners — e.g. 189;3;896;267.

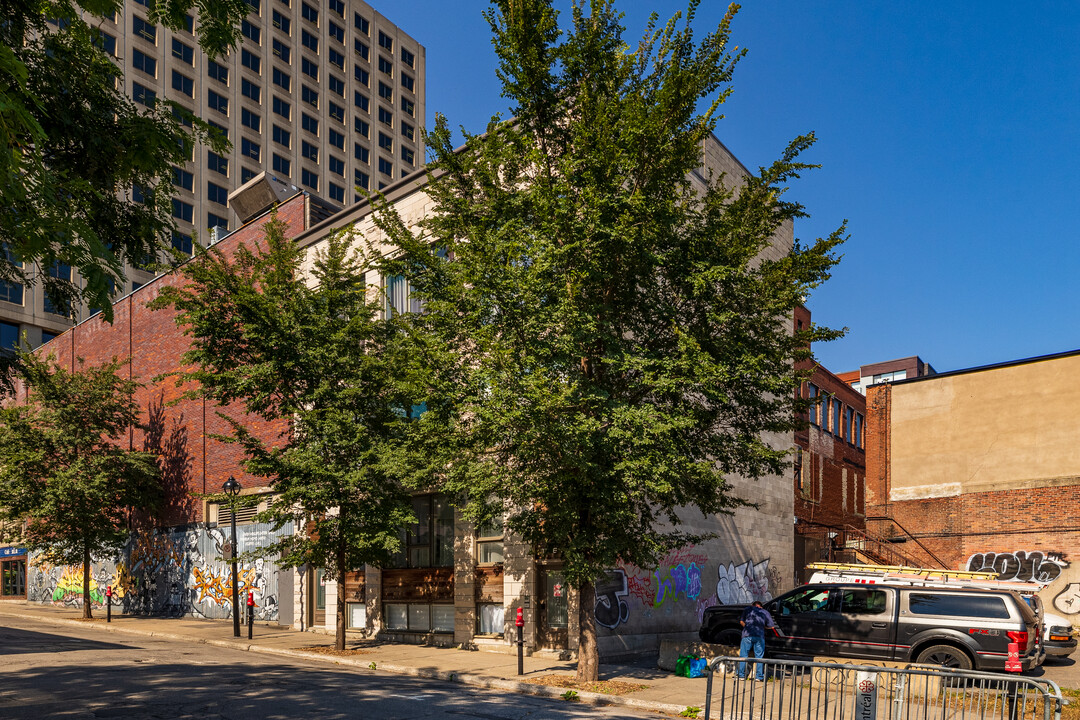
391;1;1079;374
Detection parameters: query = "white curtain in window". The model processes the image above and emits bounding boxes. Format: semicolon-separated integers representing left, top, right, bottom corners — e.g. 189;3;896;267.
478;603;505;634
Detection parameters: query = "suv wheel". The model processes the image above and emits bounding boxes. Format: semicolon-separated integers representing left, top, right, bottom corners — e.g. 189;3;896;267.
715;628;742;647
916;644;973;670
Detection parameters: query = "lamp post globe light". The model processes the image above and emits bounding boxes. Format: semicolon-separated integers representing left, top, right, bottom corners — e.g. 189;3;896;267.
223;476;242;638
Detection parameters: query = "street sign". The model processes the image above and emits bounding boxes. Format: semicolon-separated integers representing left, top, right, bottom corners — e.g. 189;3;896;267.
0;547;26;558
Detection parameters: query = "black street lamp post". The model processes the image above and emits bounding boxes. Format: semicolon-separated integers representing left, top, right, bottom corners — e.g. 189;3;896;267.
223;476;242;638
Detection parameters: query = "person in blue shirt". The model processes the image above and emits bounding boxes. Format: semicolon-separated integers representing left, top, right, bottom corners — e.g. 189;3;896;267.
737;600;776;681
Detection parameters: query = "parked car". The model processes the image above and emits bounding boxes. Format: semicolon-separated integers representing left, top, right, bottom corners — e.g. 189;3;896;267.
699;583;1043;672
1024;594;1076;661
806;564;1075;662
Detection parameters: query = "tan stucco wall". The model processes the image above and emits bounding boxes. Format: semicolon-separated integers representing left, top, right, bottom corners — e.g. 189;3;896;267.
889;354;1080;500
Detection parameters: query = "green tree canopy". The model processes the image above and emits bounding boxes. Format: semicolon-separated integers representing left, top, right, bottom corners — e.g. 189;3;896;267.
0;353;163;618
377;0;845;680
151;217;417;650
0;0;247;338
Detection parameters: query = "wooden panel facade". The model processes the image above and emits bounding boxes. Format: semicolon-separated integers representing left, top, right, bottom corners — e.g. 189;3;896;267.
381;568;453;603
342;570;365;603
474;566;504;603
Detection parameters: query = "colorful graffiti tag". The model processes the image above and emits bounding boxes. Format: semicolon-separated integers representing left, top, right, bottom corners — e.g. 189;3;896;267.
715;559;773;605
27;522;291;621
654;562;703;606
617;545;709;611
966;551;1069;584
594;547;775;628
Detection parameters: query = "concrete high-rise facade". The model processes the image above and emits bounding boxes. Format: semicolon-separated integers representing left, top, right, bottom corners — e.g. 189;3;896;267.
0;0;424;349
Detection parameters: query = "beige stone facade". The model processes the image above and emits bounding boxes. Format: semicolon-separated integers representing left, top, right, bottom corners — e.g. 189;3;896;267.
286;134;796;658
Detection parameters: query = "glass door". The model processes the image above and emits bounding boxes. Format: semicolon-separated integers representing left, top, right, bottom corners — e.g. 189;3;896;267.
1;558;26;598
537;569;568;649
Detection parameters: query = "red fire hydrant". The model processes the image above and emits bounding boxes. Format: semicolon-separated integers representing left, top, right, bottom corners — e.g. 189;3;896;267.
516;607;524;676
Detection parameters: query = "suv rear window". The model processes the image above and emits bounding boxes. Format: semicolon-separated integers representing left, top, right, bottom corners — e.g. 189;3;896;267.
841;588;887;615
909;593;1010;619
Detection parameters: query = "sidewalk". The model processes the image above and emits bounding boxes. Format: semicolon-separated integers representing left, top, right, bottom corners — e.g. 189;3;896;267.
0;601;709;716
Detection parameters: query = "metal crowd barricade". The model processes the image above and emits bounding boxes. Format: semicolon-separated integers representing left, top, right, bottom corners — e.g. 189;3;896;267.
703;656;1065;720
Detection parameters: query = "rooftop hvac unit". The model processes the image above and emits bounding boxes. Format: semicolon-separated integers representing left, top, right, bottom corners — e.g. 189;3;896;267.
228;171;300;225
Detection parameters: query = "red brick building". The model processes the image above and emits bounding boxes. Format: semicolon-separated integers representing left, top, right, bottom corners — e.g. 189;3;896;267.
8;186;336;620
793;307;867;581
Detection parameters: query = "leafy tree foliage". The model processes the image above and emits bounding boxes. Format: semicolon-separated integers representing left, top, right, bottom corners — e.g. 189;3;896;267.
377;0;845;680
151;217;416;650
0;0;247;337
0;353;162;618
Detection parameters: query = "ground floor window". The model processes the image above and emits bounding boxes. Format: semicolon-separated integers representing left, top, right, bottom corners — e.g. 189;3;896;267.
347;602;366;628
385;602;454;632
477;603;505;635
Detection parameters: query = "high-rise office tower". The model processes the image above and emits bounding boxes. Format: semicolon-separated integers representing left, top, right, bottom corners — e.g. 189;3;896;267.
2;0;424;348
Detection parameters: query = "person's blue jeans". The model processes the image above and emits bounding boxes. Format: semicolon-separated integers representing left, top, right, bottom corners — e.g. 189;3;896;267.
738;635;766;680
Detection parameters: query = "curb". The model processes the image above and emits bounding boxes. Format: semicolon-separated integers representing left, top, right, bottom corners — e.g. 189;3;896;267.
0;609;698;718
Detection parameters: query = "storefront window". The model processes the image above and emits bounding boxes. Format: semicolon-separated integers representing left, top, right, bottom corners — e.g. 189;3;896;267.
347;603;366;628
386;602;408;629
384;602;454;632
408;603;430;631
432;604;454;632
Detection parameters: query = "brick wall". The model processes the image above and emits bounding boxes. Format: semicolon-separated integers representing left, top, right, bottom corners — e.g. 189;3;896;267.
864;382;890;512
30;194;309;527
864;378;1080;571
794;314;866;526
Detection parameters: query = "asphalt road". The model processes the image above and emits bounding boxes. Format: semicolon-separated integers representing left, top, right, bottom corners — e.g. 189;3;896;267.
0;616;658;720
1032;653;1080;691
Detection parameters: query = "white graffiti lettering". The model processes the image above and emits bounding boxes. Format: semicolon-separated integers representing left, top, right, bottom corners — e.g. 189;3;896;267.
716;559;772;605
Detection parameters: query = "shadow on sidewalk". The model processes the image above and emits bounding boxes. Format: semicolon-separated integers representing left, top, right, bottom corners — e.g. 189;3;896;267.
0;626;130;655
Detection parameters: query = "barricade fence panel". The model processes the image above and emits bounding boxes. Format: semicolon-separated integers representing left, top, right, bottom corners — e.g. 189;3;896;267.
703;657;1064;720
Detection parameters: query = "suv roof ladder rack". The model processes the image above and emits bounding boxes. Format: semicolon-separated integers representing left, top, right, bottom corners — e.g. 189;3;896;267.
806;561;1001;582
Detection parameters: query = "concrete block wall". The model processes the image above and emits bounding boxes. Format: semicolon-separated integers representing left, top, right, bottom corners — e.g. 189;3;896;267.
592;461;794;660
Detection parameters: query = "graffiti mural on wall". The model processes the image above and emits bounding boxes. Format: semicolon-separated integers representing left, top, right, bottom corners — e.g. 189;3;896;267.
1053;584;1080;615
654;562;703;606
616;546;709;610
27;522;291;621
715;559;773;605
594;569;631;629
594;548;777;627
966;551;1069;584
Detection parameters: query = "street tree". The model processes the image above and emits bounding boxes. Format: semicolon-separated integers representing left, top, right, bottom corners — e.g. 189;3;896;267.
151;217;416;650
0;0;248;348
0;353;163;618
376;0;846;681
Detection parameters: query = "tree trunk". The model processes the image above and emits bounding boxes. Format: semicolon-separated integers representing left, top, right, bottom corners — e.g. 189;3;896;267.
82;544;92;619
575;580;598;683
335;544;347;651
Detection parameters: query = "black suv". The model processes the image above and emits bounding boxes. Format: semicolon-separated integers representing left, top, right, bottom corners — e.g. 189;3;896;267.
699;583;1042;672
